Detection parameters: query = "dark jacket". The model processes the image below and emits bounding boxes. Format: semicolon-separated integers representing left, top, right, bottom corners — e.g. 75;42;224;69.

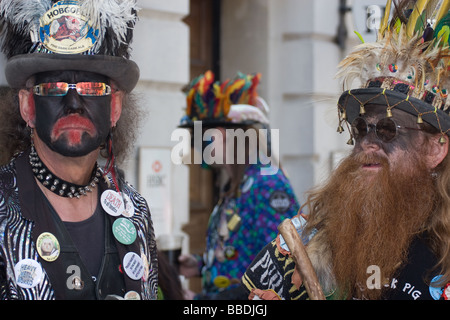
0;151;158;300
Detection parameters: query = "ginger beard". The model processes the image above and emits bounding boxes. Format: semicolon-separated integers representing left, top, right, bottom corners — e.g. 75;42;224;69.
306;149;437;299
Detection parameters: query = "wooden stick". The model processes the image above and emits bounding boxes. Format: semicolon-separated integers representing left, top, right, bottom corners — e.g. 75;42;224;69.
278;219;325;300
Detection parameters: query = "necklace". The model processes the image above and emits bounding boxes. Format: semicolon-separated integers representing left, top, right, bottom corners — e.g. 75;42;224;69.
29;146;102;199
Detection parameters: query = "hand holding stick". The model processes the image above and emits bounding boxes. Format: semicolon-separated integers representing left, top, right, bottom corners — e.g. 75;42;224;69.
278;219;325;300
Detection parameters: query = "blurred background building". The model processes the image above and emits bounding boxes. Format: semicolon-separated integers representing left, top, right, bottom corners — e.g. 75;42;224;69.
0;0;387;290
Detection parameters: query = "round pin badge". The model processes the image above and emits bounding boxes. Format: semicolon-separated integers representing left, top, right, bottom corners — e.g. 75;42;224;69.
269;191;291;212
241;176;254;193
121;193;135;218
213;275;231;289
39;1;99;54
36;232;60;262
141;253;150;281
112;218;137;245
124;291;141;300
14;259;43;289
101;190;125;217
429;275;444;300
123;252;145;280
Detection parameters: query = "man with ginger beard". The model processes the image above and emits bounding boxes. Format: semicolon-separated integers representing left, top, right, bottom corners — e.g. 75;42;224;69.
0;1;158;300
303;106;443;300
241;0;450;300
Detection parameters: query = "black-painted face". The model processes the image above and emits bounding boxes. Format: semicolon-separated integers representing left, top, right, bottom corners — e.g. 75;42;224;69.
33;70;112;157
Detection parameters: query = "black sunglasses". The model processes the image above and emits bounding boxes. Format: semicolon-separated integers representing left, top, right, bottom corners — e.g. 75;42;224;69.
351;117;422;143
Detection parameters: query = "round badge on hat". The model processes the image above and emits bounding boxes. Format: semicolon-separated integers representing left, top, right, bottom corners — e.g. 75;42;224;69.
124;291;141;300
36;232;60;262
112;218;137;245
123;252;145;281
101;189;125;217
14;259;43;289
39;1;99;54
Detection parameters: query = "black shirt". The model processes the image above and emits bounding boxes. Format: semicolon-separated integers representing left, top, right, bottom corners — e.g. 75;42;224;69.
63;203;105;280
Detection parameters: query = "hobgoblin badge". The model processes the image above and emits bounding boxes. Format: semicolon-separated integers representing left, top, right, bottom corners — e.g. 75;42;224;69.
39;1;99;54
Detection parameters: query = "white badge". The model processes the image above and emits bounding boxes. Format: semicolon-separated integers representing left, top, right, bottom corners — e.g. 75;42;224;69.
124;290;141;300
123;252;145;281
14;259;43;289
101;190;125;217
121;193;135;218
241;176;254;193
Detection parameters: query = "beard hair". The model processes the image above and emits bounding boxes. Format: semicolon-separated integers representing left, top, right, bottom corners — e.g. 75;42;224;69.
304;151;437;299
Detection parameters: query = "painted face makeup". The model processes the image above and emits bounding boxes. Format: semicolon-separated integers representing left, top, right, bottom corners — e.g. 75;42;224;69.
33;70;112;157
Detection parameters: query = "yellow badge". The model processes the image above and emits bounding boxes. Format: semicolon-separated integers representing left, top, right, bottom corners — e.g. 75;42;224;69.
36;232;60;262
213;275;231;289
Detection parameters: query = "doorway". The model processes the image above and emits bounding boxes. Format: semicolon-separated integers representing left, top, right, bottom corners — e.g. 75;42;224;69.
182;0;221;293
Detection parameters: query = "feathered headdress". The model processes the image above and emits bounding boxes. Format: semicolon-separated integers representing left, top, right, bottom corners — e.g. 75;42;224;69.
0;0;140;92
336;0;450;143
180;71;269;128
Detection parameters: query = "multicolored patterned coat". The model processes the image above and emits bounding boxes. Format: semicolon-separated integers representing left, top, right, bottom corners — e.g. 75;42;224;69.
200;163;300;297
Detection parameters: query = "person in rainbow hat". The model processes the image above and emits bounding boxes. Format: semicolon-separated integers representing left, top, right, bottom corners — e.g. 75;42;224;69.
242;0;450;300
178;71;301;299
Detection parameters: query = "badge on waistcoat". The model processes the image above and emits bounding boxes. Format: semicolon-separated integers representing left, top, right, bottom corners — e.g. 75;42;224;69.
14;259;44;289
36;232;60;262
123;252;145;281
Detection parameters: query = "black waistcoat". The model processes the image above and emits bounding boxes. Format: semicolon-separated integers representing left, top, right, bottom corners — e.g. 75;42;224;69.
16;151;142;299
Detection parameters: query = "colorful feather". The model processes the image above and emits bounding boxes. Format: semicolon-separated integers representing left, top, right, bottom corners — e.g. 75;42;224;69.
380;0;393;35
406;0;428;36
183;71;265;124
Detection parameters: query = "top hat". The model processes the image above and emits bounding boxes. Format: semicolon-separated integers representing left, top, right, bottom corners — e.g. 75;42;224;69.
336;0;450;143
0;0;140;92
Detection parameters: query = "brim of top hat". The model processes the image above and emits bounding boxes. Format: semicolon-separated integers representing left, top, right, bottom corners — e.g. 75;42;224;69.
4;53;140;93
338;87;450;136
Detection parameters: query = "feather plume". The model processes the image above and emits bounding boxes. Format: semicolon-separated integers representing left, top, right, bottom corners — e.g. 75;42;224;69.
337;0;450;117
434;0;450;25
79;0;138;56
380;0;392;35
0;0;52;57
406;0;428;36
0;0;139;58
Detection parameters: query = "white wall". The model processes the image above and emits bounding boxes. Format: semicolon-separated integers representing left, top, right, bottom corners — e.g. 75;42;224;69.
123;0;190;238
221;0;352;205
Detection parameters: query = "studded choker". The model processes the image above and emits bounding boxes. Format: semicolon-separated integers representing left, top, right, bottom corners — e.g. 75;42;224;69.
29;146;102;199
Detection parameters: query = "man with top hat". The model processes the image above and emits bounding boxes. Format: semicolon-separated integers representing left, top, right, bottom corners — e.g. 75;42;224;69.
241;0;450;300
0;0;158;300
177;71;301;299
